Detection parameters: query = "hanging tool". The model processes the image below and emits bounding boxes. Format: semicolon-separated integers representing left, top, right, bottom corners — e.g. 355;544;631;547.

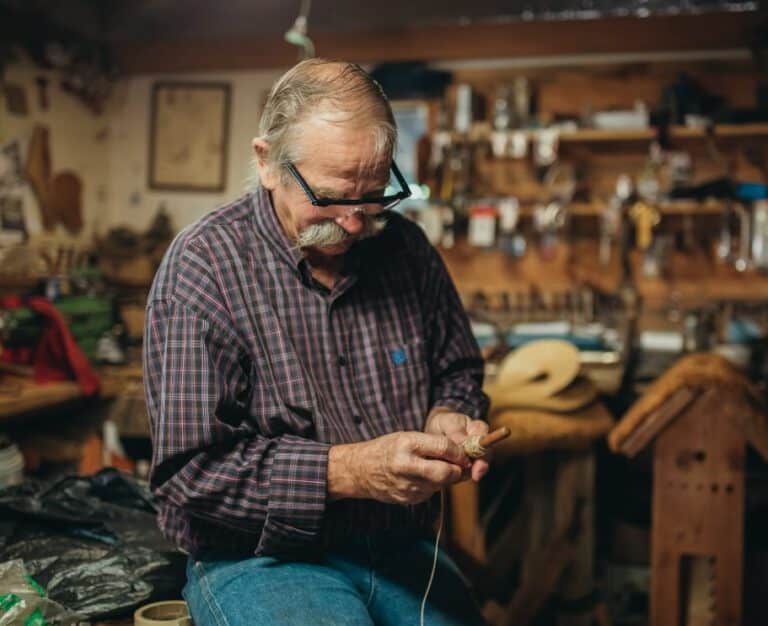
629;201;661;251
601;174;633;266
732;203;751;272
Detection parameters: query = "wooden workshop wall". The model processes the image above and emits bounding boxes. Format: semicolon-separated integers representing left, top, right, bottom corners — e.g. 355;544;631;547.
0;54;281;237
447;57;764;197
105;69;282;231
452;58;760;118
104;54;765;235
0;53;111;241
434;56;767;303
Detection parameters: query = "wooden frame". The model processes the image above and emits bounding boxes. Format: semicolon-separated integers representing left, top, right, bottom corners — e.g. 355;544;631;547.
148;81;231;192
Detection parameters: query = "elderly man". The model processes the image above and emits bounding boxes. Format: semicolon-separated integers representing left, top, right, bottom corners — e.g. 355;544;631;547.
144;59;489;626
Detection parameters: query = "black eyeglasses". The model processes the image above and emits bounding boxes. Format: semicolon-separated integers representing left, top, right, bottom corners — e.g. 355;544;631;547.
285;161;411;213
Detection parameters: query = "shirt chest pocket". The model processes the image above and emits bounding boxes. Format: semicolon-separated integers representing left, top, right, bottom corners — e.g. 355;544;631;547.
383;337;430;425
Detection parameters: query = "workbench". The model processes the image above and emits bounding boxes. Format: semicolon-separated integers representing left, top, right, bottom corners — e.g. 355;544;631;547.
0;365;137;422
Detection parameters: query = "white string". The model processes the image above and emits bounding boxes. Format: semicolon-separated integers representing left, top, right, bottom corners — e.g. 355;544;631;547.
420;489;444;626
420;435;486;625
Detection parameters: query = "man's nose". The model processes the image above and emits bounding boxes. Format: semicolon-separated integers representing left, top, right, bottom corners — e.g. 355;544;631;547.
335;209;365;235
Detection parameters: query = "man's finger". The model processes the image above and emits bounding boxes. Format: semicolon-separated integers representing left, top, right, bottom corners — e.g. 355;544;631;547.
410;433;468;466
407;457;463;486
471;459;490;482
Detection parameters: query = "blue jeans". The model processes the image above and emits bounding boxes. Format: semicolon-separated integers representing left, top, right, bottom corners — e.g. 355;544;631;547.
183;534;485;626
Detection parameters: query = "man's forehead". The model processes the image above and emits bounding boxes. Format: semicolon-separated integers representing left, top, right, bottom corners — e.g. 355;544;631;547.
292;115;392;185
323;160;390;179
301;146;391;182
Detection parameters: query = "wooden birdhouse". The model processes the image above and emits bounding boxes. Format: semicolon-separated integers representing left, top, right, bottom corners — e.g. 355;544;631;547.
608;353;768;626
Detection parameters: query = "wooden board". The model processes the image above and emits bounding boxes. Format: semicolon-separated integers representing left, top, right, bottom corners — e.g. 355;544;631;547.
620;387;700;458
0;377;83;419
651;388;745;626
0;366;134;421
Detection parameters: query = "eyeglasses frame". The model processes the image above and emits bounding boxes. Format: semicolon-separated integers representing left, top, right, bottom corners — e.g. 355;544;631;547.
284;160;412;209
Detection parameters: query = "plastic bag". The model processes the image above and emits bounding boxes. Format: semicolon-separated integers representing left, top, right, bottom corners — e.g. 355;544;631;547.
0;469;185;620
0;559;77;625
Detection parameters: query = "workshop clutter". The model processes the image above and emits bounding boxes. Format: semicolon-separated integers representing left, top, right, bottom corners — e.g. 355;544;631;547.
94;206;174;288
0;559;76;626
0;436;23;489
393;66;768;400
0;469;186;621
0;296;103;392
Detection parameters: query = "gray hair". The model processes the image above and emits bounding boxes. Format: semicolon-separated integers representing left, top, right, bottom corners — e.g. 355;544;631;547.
257;59;397;184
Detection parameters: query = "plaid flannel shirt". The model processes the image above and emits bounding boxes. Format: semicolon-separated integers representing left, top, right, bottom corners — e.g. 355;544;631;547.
143;187;487;557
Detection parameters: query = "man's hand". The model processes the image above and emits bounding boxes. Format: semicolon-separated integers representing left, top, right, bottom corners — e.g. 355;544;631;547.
327;431;470;504
424;407;490;482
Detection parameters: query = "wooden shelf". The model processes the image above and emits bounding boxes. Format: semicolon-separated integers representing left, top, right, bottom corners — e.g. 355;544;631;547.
561;125;768;141
630;249;768;304
637;275;768;303
653;200;727;215
514;200;726;218
451;123;768;145
673;124;768;139
560;128;654;142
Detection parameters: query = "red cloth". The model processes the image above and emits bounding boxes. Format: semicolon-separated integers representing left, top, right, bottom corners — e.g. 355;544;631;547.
1;296;100;395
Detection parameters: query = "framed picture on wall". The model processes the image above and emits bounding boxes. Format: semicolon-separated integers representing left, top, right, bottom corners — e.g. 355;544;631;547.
148;82;231;192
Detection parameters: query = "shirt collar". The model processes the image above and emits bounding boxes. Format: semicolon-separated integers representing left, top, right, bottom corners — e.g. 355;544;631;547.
251;185;305;270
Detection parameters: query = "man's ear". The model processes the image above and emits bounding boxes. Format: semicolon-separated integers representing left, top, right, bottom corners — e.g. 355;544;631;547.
252;138;279;190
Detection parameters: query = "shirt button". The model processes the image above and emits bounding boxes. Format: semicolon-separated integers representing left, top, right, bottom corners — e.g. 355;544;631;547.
337;355;347;367
352;414;363;424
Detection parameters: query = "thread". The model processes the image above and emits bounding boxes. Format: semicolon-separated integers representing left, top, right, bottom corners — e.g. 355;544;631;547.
420;430;500;624
420;489;444;626
462;434;486;459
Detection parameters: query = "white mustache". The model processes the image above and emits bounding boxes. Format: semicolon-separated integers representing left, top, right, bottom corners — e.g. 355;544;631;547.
296;214;387;249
